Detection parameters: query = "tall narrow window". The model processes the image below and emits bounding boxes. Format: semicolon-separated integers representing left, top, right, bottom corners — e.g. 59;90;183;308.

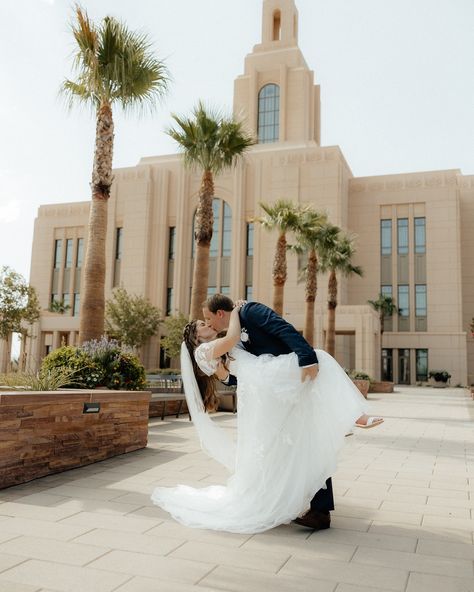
115;228;123;260
398;349;411;384
76;238;84;268
166;288;173;316
416;349;428;381
168;227;176;260
222;203;232;256
398;285;409;317
381;285;392;298
210;200;220;257
272;10;281;41
246;223;254;256
380;220;392;255
65;239;73;269
73;293;80;317
381;349;393;382
415;285;427;317
397;218;408;254
258;84;280;144
54;239;62;269
245;286;253;301
414;217;426;254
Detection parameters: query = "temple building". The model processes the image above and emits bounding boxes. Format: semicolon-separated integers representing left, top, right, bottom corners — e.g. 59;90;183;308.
17;0;474;385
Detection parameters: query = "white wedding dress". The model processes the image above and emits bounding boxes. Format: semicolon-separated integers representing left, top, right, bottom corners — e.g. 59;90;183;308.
150;342;368;534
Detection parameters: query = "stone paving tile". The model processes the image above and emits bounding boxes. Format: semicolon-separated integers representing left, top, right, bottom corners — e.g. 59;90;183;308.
0;535;108;566
87;550;213;584
0;580;41;592
145;521;252;548
422;514;474;532
406;572;474;592
0;516;94;541
309;527;417;553
369;520;474;543
58;510;161;533
380;500;471;519
0;560;130;592
417;538;474;560
280;555;409;591
0;502;79;522
352;545;474;578
113;577;220;592
72;528;185;556
335;585;390;592
199;565;336;592
168;540;290;573
0;553;27;574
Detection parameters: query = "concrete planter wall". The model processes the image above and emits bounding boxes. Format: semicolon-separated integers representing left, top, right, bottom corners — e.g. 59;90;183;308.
429;378;449;389
0;389;150;489
352;379;370;399
369;381;395;393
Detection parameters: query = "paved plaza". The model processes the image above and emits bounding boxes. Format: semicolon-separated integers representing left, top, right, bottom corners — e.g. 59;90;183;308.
0;386;473;592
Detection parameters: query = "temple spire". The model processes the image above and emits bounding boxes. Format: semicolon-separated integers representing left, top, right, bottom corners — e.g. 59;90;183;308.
261;0;298;47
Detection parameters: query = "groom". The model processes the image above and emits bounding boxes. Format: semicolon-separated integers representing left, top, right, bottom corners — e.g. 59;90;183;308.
202;293;333;531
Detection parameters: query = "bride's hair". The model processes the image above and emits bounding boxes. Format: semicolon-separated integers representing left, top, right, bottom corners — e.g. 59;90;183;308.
182;321;220;412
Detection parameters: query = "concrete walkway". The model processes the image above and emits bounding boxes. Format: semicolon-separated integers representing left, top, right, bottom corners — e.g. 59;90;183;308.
0;386;473;592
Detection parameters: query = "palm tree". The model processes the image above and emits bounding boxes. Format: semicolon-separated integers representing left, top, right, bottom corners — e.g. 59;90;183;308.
289;209;330;345
167;102;254;320
368;293;398;338
257;200;305;316
319;233;363;357
61;6;169;343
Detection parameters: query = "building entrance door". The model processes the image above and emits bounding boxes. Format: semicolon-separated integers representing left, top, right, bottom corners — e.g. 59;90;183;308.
398;349;411;384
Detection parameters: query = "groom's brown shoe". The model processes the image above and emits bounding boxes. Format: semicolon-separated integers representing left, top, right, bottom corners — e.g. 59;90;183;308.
293;510;331;531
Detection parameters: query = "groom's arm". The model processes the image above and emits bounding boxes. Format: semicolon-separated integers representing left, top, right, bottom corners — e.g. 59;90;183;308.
244;303;318;366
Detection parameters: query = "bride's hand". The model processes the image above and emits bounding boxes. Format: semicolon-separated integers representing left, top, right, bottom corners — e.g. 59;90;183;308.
234;299;247;309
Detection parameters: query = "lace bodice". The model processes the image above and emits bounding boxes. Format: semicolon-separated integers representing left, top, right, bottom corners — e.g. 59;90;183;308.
194;342;218;376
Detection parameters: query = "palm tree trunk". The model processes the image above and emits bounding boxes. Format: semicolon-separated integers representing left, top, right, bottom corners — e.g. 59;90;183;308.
304;249;318;345
272;232;287;316
79;103;114;344
190;169;214;320
325;269;337;357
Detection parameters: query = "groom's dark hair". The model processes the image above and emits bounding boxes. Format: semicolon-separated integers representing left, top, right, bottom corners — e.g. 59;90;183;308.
204;293;234;313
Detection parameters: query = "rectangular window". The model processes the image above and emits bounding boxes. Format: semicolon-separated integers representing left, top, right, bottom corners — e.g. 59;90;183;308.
397;218;408;254
54;239;62;268
380;220;392;256
220;286;230;295
245;286;253;301
398;348;411;384
381;349;393;382
50;293;59;306
398;285;409;317
168;227;176;260
210;201;220;257
62;293;70;311
381;285;392;298
73;293;80;317
416;349;428;381
414;217;426;254
76;238;84;268
207;286;217;296
415;284;427;317
222;203;232;257
65;239;73;269
115;228;123;260
166;288;173;316
246;223;254;257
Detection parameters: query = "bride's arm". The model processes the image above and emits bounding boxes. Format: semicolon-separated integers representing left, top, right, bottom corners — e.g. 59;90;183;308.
209;307;241;359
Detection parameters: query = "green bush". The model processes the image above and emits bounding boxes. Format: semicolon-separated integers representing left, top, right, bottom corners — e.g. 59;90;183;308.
40;339;146;391
428;370;451;383
346;369;373;382
41;346;104;388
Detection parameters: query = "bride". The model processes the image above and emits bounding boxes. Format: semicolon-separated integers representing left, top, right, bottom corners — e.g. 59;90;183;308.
151;304;370;534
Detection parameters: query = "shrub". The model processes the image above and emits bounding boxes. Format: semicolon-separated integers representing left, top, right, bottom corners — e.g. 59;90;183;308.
41;346;104;388
345;369;373;382
40;338;146;390
428;370;451;383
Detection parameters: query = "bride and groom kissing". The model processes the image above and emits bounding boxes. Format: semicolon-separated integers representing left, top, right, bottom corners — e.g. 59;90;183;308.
151;293;379;534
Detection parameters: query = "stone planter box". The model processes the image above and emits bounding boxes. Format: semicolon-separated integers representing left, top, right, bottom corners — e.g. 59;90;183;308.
352;379;370;399
369;381;395;394
0;389;150;489
429;378;449;388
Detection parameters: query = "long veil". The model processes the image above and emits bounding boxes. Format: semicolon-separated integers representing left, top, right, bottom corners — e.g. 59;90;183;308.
180;342;236;471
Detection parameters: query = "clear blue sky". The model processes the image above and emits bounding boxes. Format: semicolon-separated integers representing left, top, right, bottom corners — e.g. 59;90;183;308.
1;0;473;280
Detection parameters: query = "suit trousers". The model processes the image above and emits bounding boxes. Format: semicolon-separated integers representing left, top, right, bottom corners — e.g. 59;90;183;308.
310;478;334;512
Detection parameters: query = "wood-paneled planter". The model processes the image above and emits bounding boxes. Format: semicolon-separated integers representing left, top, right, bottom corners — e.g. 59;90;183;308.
0;389;150;489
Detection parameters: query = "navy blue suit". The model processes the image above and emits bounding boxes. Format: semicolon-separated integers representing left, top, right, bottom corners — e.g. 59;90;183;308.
227;302;334;513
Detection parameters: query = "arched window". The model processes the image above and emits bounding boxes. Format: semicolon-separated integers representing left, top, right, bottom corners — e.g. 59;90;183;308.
258;84;280;144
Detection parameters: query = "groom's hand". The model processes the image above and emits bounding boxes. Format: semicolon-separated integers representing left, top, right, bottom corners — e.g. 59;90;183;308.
301;364;318;382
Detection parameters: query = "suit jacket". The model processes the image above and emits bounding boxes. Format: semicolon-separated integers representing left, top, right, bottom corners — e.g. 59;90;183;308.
226;302;318;386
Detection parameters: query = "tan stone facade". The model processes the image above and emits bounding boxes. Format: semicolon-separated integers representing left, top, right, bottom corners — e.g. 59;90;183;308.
19;0;473;386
